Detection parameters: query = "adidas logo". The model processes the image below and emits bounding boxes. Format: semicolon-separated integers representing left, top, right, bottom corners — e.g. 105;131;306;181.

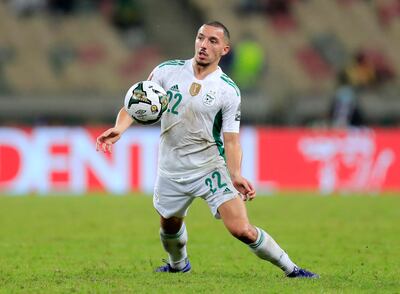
170;84;180;92
223;187;232;194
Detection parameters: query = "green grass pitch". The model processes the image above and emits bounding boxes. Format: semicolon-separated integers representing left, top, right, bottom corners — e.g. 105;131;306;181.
0;193;399;293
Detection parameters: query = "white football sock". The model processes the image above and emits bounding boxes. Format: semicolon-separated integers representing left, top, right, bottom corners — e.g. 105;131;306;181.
160;223;188;270
249;227;296;275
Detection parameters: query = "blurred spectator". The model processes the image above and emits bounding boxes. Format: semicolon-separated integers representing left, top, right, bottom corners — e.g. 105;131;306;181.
360;49;396;84
231;36;265;91
345;51;376;88
329;71;364;127
345;50;395;89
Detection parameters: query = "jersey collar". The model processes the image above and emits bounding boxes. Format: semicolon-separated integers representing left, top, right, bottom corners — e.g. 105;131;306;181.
189;58;222;81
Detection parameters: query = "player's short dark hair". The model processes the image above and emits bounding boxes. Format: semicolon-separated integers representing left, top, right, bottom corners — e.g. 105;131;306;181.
204;21;230;44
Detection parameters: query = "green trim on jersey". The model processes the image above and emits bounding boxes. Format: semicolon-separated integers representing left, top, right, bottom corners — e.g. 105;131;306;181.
220;74;240;96
158;60;185;68
212;110;225;160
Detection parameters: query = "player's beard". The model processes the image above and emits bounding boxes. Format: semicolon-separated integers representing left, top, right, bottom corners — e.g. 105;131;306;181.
194;57;210;67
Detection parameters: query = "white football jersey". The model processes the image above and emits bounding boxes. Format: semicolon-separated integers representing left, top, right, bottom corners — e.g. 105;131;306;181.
149;59;241;179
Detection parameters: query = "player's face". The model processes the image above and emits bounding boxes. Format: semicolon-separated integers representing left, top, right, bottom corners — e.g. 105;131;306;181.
194;25;230;67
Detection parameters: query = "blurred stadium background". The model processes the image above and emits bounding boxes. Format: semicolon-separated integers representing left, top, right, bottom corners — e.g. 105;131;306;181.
1;0;400;195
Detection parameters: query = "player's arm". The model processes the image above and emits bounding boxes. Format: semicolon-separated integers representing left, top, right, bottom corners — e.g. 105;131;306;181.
223;132;242;180
96;62;164;153
223;132;256;201
96;107;134;153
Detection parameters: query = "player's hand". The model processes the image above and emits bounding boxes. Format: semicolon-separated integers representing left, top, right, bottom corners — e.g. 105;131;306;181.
96;127;122;153
231;175;256;201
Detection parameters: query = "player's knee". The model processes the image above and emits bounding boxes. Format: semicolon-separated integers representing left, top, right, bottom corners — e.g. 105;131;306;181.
228;223;256;243
160;216;183;234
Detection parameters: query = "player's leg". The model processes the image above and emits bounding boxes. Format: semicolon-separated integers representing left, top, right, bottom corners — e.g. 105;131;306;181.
218;197;297;273
218;197;318;278
157;215;191;272
153;174;192;272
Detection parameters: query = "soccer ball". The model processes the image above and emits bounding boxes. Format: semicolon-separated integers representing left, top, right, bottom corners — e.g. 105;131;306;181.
124;81;169;125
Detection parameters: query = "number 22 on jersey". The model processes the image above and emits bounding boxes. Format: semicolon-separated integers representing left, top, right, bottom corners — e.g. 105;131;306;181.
166;90;182;115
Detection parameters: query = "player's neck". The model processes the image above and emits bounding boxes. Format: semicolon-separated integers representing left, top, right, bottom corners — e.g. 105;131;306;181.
192;60;219;80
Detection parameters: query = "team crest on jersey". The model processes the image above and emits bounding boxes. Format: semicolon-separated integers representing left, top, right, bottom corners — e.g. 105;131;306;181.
190;82;202;96
203;91;216;106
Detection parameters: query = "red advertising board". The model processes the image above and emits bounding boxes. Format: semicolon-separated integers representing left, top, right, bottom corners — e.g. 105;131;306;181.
1;127;399;194
0;127;159;194
257;128;400;193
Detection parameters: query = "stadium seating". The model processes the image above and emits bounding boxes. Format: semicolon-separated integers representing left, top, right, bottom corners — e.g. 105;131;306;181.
0;1;162;96
187;0;400;124
0;0;399;125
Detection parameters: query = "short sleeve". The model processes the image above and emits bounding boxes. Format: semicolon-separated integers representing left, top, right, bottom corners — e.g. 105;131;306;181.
148;64;166;88
222;88;241;133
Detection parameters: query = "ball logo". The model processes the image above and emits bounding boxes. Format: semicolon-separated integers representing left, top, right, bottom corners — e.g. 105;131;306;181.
150;105;159;114
129;82;152;107
203;91;216;106
135;109;146;114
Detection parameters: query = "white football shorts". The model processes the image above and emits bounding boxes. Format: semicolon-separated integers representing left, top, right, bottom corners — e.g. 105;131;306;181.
153;166;239;219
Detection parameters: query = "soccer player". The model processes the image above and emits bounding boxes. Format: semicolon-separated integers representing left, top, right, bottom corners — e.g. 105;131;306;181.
96;21;318;278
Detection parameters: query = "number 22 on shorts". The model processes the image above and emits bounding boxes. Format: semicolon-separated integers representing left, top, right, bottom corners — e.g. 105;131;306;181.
205;171;227;195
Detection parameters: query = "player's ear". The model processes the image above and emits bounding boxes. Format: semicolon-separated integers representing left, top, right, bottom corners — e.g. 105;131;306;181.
221;45;230;57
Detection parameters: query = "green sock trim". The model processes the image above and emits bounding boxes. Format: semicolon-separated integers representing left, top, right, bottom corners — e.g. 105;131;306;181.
249;227;265;249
